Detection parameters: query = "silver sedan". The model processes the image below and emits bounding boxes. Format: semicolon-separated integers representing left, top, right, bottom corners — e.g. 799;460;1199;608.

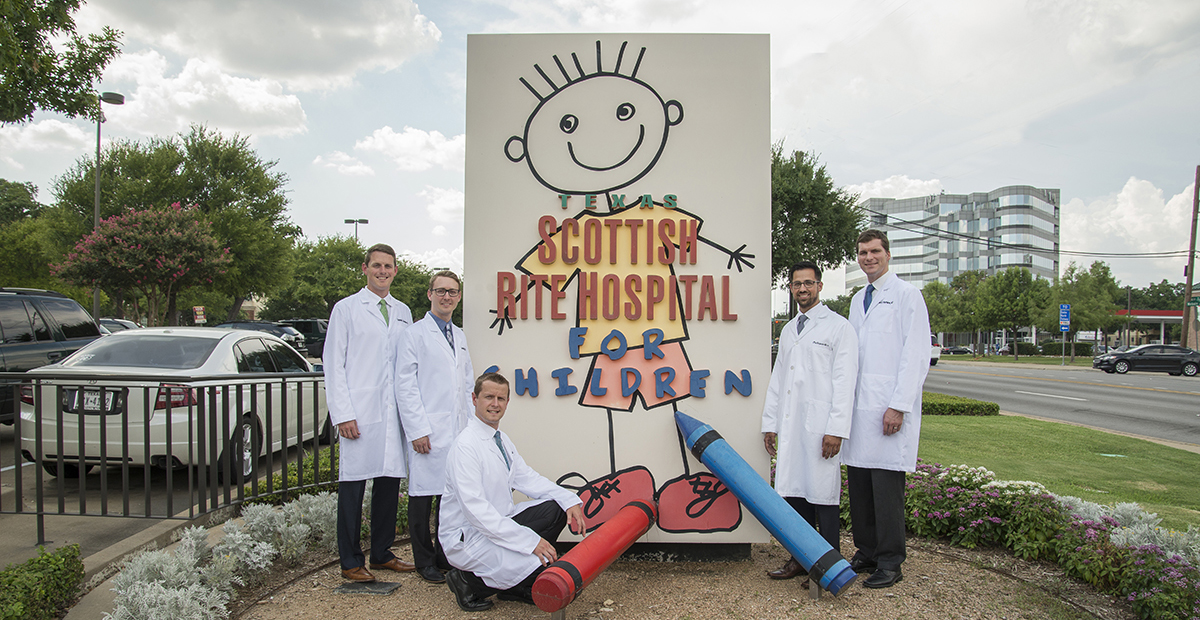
19;327;328;479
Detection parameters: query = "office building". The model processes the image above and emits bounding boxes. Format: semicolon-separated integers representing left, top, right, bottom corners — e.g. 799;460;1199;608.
845;185;1060;292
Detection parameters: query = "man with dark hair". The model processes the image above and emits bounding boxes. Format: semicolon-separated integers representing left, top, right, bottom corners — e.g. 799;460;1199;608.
843;230;930;588
325;243;416;582
395;269;473;584
761;260;858;586
439;372;586;612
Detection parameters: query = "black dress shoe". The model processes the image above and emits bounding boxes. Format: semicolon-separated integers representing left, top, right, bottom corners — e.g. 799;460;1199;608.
767;557;807;580
849;557;877;573
497;588;536;605
446;569;494;612
417;565;446;583
862;568;903;589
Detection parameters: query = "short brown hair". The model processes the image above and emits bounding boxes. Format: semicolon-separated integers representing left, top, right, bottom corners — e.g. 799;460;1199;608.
428;270;462;290
364;243;396;265
856;229;890;253
474;371;510;396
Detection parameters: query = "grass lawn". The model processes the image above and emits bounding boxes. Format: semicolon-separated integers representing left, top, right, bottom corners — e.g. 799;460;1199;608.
941;355;1095;367
918;414;1200;531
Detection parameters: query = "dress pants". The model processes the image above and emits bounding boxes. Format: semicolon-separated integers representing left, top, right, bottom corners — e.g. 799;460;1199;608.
785;496;841;551
846;466;907;570
408;494;448;569
337;477;402;570
459;499;568;598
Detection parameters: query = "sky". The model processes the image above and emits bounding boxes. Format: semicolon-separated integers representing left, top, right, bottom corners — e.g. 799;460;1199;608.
3;0;1199;315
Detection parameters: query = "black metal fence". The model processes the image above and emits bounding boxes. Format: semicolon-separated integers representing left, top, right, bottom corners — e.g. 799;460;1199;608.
0;371;333;545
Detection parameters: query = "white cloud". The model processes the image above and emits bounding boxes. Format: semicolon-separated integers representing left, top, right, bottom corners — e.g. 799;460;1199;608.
401;244;464;274
845;175;943;202
1061;177;1195;286
432;225;448;237
83;0;441;91
355;126;465;172
419;186;465;223
0;120;91;167
313;151;374;176
102;51;307;138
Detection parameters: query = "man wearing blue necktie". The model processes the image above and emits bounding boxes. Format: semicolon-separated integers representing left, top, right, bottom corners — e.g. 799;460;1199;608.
843;230;930;589
438;372;586;612
395;270;474;584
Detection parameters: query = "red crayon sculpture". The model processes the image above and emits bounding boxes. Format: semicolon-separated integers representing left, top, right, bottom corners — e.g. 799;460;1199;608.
532;500;658;613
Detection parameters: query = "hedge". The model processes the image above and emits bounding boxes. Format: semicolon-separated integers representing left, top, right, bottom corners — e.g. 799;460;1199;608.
1039;341;1093;357
0;544;85;620
922;391;999;416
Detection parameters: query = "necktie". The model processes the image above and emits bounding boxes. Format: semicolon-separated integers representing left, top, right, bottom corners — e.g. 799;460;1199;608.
444;323;454;348
379;299;389;323
493;431;510;470
863;284;875;313
796;315;809;335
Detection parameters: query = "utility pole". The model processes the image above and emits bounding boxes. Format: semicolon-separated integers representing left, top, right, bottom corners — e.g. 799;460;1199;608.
1183;165;1199;350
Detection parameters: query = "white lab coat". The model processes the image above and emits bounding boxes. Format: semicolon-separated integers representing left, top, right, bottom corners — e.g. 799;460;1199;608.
761;303;858;505
324;288;413;481
394;312;474;497
439;416;583;590
842;271;930;473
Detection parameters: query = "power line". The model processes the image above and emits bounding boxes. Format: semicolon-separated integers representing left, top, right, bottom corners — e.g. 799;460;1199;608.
864;207;1195;260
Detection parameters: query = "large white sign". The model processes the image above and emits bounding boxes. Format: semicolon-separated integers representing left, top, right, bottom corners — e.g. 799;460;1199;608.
465;33;771;543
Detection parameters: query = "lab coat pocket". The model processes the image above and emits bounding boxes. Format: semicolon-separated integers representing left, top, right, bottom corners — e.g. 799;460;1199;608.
856;372;895;415
348;387;382;425
804;400;832;435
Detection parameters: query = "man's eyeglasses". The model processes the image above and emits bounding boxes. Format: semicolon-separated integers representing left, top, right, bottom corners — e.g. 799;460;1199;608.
789;280;820;290
431;288;461;298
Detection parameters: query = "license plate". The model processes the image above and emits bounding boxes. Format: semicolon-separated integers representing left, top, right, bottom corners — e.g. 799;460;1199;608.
80;389;115;412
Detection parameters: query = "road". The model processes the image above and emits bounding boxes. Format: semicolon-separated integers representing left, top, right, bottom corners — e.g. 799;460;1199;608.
926;360;1200;446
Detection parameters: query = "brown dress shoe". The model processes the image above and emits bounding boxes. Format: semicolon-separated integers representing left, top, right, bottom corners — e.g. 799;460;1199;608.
370;558;417;573
342;566;377;582
767;557;807;580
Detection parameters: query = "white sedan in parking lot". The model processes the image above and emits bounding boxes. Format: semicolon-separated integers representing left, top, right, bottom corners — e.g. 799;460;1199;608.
19;327;328;478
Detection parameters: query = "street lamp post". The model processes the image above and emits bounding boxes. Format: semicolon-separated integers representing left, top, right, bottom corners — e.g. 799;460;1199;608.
93;91;125;319
344;218;368;241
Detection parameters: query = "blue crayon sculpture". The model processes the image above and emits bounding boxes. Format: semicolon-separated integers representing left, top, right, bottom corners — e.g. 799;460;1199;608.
674;411;858;595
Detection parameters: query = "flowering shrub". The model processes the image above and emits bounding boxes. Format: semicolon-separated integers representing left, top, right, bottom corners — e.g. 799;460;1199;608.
852;459;1200;619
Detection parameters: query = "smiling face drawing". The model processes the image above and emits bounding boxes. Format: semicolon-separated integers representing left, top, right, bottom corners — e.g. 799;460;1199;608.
506;54;684;196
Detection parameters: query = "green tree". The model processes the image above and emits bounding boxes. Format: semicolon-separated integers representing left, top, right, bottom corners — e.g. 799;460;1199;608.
51;125;299;321
1131;279;1185;310
922;281;955;334
1039;262;1119;361
949;270;989;354
770;144;863;288
977;267;1050;360
825;287;859;319
0;179;43;223
1;0;122;124
261;236;367;320
52;204;231;325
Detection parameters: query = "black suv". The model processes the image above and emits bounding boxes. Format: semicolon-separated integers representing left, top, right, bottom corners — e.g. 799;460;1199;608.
212;320;309;357
0;288;102;424
278;319;328;359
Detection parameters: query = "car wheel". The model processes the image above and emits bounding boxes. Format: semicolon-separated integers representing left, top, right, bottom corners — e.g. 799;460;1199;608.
1114;360;1130;374
930;359;938;366
218;414;262;482
1183;362;1198;377
41;461;94;478
1104;369;1115;374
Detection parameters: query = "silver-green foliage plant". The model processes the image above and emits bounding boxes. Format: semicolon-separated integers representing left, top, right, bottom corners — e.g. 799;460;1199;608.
210;523;276;583
112;548;201;595
276;523;312;565
104;582;230;620
282;491;338;552
1054;495;1107;522
240;504;284;545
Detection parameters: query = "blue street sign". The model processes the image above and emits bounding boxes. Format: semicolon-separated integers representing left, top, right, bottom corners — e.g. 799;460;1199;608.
1060;325;1069;332
1060;304;1071;310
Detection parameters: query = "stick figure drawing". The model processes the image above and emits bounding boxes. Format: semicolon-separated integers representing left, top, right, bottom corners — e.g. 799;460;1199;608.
489;40;757;534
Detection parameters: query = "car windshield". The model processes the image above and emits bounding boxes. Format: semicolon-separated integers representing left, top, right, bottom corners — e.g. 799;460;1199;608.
61;335;221;369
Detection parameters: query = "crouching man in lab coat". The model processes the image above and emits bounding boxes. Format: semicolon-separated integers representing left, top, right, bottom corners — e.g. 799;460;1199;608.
761;261;858;587
395;270;474;584
843;229;930;589
439;372;586;612
325;243;416;582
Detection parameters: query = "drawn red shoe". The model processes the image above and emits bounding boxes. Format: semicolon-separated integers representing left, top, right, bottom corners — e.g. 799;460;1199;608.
559;466;655;532
655;472;742;533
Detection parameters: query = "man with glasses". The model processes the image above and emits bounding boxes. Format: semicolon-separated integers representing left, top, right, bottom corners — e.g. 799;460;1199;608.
396;270;474;583
760;261;858;588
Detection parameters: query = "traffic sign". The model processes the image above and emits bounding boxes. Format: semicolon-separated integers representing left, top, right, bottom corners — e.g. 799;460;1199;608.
1060;324;1069;332
1189;297;1200;307
1059;320;1070;326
